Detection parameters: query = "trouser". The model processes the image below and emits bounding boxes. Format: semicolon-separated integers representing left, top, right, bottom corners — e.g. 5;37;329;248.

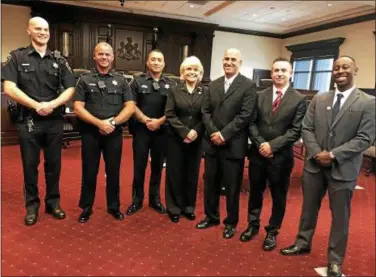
131;127;166;206
17;118;63;211
248;159;293;233
165;133;202;215
295;170;355;264
203;153;244;227
78;127;123;211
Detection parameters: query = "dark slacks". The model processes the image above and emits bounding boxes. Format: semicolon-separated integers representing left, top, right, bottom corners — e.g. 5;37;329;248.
18;119;63;211
204;153;244;227
78;127;123;211
131;126;166;206
248;158;293;232
295;170;355;264
165;133;202;215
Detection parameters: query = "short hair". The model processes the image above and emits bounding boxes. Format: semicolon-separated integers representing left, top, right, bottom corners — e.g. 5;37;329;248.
337;55;356;64
272;57;292;67
147;49;164;60
179;56;204;82
93;42;113;54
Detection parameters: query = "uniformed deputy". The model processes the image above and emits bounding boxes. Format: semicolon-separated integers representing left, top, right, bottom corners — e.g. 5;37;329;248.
2;17;76;226
73;42;135;223
126;49;176;216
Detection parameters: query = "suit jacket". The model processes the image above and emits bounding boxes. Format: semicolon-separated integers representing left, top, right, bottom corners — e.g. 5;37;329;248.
165;83;205;140
249;86;308;166
202;73;257;159
302;88;376;182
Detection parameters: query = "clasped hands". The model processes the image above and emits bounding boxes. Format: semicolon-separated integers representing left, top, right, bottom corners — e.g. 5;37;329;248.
183;129;198;144
313;150;333;167
210;131;225;146
258;142;273;158
143;116;162;131
35;101;56;116
98;117;115;135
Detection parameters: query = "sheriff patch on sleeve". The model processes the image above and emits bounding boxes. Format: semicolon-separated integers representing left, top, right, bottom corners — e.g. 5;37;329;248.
3;54;12;66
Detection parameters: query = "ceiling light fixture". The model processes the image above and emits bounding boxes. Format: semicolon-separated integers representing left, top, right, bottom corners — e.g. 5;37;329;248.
328;3;332;6
119;0;125;7
190;4;195;8
252;14;257;17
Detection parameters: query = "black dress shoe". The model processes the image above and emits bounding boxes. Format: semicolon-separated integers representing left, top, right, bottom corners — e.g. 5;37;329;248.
240;225;259;242
263;233;277;251
182;211;196;220
24;210;38;226
78;208;93;223
126;203;143;216
149;202;166;214
195;218;220;229
223;225;236;239
168;213;180;223
107;209;124;220
327;263;342;277
280;244;311;255
45;205;66;219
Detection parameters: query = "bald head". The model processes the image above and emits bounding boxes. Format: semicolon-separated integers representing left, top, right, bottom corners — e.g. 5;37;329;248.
93;42;114;55
27;17;50;47
222;48;242;78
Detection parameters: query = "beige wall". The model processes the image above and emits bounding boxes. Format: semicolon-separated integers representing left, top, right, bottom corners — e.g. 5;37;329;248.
1;4;31;61
281;21;376;88
210;31;281;80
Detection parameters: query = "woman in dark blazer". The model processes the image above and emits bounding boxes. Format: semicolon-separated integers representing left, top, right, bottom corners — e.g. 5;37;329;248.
164;56;206;223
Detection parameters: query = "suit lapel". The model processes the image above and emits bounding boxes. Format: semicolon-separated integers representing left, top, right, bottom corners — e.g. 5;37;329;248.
263;88;273;122
221;74;242;102
326;90;335;129
179;85;192;107
331;88;360;128
271;86;293;123
191;87;203;106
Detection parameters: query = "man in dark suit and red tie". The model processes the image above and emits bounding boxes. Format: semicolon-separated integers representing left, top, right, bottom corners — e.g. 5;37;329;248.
240;57;307;250
281;56;376;277
196;48;257;239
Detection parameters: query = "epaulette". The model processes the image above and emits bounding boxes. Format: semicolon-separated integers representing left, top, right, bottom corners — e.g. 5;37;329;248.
16;46;27;51
135;73;146;79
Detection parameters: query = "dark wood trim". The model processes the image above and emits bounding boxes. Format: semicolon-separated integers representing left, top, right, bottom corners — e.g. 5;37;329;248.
286;37;345;53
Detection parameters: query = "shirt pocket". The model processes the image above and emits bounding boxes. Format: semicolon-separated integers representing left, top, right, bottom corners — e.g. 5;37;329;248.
107;88;123;105
17;64;36;82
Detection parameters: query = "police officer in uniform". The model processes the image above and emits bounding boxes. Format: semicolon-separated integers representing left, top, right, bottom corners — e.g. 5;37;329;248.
126;49;176;216
2;17;76;226
73;42;135;223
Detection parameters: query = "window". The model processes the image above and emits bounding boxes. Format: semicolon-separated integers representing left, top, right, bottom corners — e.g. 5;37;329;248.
286;37;345;93
292;56;334;92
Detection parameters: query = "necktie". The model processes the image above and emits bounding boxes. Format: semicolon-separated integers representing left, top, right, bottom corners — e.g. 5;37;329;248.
272;90;283;113
331;93;344;124
224;80;231;94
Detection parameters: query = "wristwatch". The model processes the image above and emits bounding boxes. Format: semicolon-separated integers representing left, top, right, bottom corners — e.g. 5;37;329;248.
110;119;116;126
329;151;335;160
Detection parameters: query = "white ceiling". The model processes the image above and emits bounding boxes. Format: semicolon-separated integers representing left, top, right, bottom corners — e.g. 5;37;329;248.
47;0;376;34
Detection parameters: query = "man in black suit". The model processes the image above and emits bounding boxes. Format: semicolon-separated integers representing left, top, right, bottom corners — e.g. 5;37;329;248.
196;48;257;239
240;57;307;250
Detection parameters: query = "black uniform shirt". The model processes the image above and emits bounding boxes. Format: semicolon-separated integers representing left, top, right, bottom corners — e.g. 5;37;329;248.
131;72;176;119
2;45;75;102
73;68;133;119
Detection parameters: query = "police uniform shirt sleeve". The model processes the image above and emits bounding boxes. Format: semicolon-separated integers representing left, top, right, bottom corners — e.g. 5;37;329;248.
129;78;139;103
73;77;87;102
60;59;76;88
1;52;19;83
122;80;134;102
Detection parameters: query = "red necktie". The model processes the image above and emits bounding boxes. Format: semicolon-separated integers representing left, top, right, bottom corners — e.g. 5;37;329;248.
272;90;283;113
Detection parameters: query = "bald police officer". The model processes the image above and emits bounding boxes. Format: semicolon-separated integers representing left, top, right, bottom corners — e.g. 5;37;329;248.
2;17;76;226
73;42;135;223
126;49;176;216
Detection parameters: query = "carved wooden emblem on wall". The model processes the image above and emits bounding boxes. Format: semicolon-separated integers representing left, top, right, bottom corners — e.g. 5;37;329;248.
114;29;144;71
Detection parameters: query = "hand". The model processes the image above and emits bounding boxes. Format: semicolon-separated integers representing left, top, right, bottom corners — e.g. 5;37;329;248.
36;101;55;116
142;115;151;124
210;132;225;146
183;137;193;144
98;118;115;135
259;142;273;158
187;129;198;141
314;150;333;167
146;118;161;131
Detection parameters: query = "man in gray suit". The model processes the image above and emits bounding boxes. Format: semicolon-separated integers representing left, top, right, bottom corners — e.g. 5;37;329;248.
280;56;376;277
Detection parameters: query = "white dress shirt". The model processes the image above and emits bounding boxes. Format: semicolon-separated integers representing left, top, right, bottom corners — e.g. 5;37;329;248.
333;85;355;109
272;84;289;102
224;73;239;93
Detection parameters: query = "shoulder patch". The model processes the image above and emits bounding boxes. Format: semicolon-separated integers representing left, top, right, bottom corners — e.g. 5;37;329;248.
3;54;12;66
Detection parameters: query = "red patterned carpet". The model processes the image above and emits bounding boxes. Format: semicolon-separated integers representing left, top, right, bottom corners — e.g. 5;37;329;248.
1;139;375;276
